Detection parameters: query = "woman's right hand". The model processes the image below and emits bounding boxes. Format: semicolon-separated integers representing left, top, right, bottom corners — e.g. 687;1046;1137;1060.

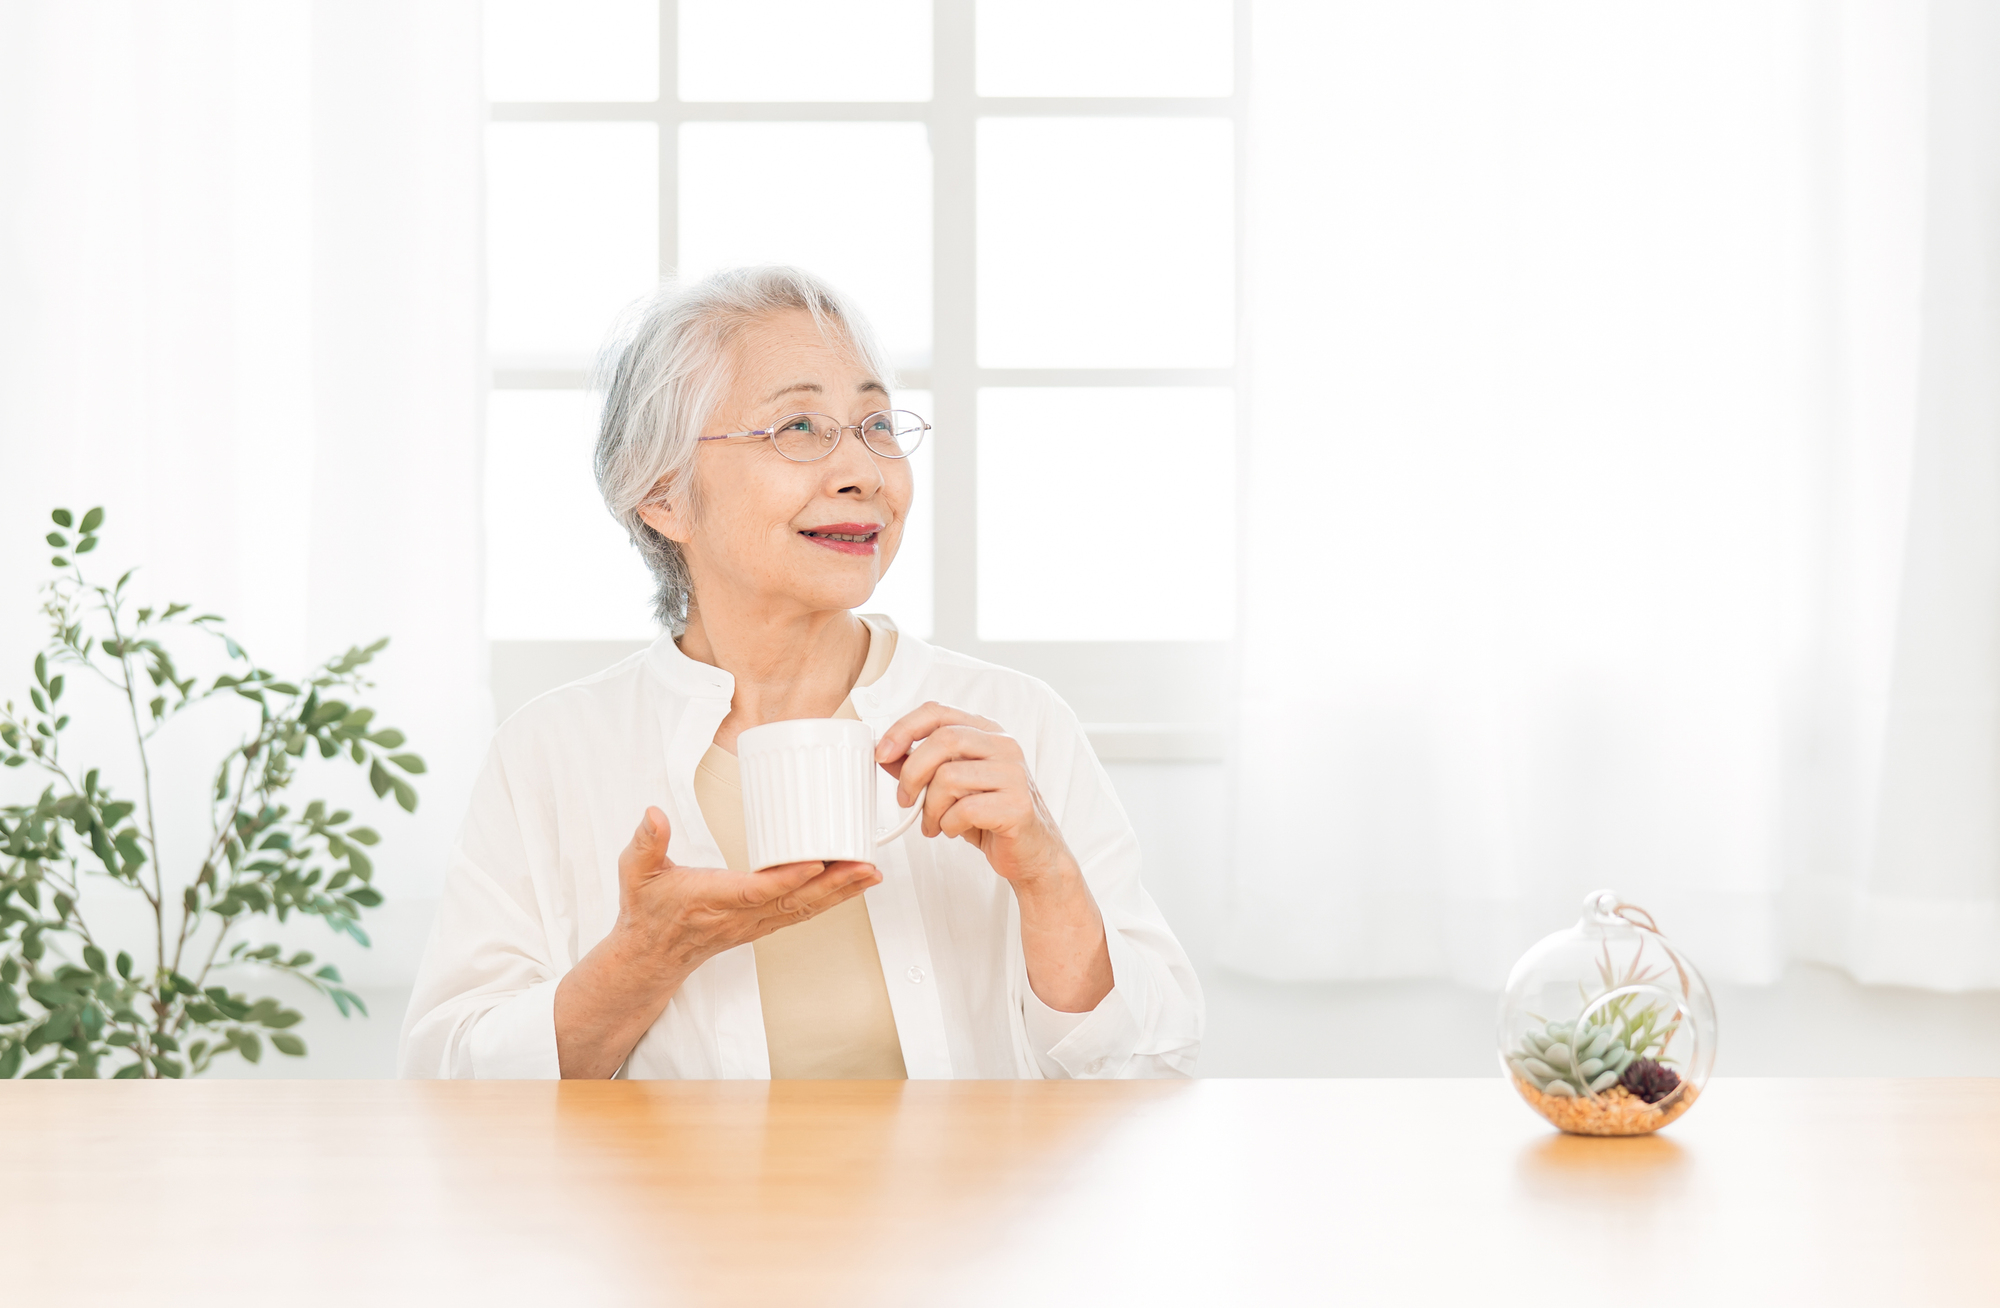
553;806;880;1078
612;806;880;978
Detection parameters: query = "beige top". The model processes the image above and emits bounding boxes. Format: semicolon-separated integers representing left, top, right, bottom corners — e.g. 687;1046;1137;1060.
691;619;908;1079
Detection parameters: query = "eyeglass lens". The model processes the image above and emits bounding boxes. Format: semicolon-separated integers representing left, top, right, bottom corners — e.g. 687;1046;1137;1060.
770;411;927;461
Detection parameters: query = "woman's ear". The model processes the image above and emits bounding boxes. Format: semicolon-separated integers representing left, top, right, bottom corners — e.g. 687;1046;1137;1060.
637;493;691;545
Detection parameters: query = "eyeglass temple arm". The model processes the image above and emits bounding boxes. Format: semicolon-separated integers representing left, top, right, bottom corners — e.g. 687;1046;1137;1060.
697;413;926;443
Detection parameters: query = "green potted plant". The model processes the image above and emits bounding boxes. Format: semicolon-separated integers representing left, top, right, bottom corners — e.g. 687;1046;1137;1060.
0;508;424;1078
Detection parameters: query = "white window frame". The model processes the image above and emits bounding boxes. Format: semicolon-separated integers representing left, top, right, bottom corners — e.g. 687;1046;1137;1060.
488;0;1245;760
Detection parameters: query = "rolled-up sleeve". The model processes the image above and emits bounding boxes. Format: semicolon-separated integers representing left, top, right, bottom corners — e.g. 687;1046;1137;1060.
1018;697;1204;1079
398;742;565;1079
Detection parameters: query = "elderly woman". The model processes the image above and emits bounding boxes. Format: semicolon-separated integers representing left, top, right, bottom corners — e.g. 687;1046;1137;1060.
401;267;1201;1079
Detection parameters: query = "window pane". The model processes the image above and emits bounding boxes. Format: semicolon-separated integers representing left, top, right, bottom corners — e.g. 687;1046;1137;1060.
978;118;1232;367
679;122;933;368
977;387;1234;640
976;0;1233;97
485;0;658;101
488;123;658;360
486;391;657;640
679;0;931;102
861;389;933;638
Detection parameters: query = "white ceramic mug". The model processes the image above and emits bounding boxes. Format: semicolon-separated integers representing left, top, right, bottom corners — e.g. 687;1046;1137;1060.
735;718;923;870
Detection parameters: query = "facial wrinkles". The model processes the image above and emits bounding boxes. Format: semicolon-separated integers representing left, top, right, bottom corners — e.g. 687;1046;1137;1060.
680;312;910;609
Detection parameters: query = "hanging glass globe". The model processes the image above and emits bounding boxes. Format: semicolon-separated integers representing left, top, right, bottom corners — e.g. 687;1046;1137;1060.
1497;890;1718;1135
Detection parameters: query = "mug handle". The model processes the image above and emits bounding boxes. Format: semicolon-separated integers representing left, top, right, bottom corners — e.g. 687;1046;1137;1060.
876;785;924;847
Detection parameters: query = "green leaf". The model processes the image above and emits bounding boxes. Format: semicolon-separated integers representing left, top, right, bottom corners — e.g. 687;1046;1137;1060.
367;729;406;749
345;885;384;908
272;1034;306;1057
115;951;132;979
308;700;349;728
390;778;417;814
235;1031;262;1064
0;1044;20;1078
75;537;97;554
346;849;373;881
388;753;426;775
79;507;103;532
112;1062;143;1078
368;759;391;798
33;652;47;688
50;557;67;568
313;964;344;983
82;945;106;975
348;826;380;846
51;508;73;527
46;532;67;548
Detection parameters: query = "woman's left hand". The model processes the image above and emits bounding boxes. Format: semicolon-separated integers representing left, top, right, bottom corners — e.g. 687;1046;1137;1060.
875;701;1075;889
878;701;1114;1015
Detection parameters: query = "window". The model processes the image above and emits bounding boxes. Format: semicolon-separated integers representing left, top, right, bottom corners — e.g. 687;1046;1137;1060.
484;0;1239;757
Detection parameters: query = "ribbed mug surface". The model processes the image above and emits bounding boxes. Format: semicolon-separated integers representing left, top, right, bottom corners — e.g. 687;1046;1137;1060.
737;718;878;869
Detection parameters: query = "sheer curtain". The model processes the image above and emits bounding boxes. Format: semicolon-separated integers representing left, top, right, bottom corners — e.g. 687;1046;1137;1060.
0;1;486;987
1226;0;2000;988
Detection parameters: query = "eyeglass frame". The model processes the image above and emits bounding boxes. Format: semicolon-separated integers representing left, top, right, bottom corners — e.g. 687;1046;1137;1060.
697;409;930;462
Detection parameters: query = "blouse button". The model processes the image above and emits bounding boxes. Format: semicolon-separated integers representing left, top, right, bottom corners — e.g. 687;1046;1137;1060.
905;965;925;984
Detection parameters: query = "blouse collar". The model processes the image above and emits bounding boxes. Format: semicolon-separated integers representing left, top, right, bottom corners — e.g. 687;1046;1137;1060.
641;611;935;712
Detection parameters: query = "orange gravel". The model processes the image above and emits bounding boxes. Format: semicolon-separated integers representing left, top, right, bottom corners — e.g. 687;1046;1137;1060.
1512;1074;1700;1136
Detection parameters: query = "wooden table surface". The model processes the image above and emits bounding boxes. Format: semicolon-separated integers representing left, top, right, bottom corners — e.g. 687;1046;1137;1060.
5;1078;1996;1306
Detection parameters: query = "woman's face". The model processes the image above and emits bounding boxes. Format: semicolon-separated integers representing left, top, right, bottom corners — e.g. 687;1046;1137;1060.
640;309;914;624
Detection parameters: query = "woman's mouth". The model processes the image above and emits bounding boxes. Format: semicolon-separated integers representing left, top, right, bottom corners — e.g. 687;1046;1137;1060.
799;523;881;556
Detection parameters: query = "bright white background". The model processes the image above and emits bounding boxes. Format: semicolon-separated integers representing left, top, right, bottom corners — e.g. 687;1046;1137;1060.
3;0;1999;1079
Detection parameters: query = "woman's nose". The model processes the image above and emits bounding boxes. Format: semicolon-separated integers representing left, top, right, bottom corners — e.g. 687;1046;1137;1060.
824;426;884;490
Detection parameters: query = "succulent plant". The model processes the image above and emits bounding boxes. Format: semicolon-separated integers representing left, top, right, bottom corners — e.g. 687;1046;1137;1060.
1509;1017;1637;1097
1621;1057;1681;1104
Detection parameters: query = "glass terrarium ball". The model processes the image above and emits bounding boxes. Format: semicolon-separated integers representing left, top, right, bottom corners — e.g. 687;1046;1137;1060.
1497;891;1717;1136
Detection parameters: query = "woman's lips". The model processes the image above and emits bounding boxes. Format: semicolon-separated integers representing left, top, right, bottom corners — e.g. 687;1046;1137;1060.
799;523;881;556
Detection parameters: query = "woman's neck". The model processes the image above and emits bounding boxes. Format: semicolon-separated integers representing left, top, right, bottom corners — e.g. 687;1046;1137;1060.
678;601;870;750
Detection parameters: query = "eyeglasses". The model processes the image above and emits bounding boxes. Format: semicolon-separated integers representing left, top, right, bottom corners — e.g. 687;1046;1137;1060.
698;410;930;462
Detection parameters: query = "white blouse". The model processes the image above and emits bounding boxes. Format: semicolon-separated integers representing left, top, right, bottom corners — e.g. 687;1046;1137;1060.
398;619;1203;1080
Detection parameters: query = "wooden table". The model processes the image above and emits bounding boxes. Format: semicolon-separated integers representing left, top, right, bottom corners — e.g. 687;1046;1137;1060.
4;1079;1996;1306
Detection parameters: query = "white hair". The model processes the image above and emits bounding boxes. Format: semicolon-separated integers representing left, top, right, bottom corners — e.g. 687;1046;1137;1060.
592;266;893;633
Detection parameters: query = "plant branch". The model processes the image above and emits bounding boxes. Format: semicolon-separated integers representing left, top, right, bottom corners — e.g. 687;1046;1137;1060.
99;597;168;991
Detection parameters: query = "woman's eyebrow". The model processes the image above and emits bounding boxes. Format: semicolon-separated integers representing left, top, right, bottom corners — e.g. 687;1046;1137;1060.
761;378;889;403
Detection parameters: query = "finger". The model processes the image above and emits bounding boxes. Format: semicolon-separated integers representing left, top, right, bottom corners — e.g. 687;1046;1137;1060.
618;806;675;884
921;759;1018;837
874;700;1004;765
732;860;827;907
934;791;1020;843
896;725;1018;807
776;862;882;914
769;864;883;922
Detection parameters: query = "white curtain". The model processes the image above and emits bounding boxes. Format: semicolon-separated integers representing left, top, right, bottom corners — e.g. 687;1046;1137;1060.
1227;0;2000;988
0;1;486;987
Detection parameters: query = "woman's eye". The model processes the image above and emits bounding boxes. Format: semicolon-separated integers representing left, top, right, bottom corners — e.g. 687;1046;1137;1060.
781;418;814;433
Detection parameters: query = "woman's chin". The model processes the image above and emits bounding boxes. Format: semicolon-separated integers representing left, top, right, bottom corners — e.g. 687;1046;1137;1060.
788;575;882;615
